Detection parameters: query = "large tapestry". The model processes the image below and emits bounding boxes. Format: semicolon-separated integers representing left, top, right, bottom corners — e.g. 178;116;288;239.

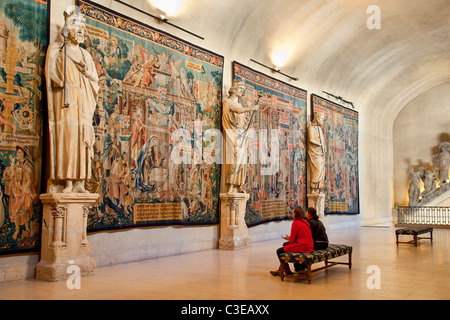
78;0;223;231
311;94;359;215
233;62;307;226
0;0;48;255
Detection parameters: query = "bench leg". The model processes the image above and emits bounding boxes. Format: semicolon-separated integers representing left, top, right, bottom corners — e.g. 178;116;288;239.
348;252;352;269
414;234;418;246
306;263;312;284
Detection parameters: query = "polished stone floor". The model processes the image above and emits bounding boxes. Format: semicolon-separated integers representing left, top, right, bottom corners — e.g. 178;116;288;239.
0;226;448;300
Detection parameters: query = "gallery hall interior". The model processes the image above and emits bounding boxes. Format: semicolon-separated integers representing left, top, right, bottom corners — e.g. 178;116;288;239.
0;0;449;302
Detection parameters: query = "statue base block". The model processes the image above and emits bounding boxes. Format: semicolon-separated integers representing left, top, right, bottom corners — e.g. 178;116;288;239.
35;193;99;282
218;193;251;250
35;256;95;282
307;193;325;219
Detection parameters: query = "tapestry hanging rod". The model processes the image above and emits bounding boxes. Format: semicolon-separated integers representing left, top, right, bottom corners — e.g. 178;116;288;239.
249;59;298;81
114;0;205;40
322;91;354;108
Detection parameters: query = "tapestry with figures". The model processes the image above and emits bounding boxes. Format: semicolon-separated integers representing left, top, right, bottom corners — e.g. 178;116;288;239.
0;0;48;255
232;62;307;226
311;94;359;215
78;0;223;231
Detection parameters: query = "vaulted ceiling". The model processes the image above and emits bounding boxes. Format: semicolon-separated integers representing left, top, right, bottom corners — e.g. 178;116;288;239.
118;0;450;133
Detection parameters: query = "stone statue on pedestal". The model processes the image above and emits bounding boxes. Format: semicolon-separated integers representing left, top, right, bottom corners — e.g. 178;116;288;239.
45;9;99;194
222;80;258;194
219;80;257;249
36;8;99;282
307;111;326;195
307;111;326;218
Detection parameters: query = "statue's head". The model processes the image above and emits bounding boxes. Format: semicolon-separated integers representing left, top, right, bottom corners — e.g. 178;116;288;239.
229;80;246;96
62;6;88;43
314;111;324;126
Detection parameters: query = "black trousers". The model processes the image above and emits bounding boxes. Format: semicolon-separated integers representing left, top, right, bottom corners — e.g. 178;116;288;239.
276;242;306;271
276;246;286;261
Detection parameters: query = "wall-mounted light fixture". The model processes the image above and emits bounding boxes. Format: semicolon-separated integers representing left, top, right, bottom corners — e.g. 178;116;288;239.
271;48;289;69
322;91;354;109
150;0;182;17
114;0;204;40
250;59;298;81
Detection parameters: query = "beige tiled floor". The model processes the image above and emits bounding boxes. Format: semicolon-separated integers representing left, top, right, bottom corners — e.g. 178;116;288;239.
0;226;448;300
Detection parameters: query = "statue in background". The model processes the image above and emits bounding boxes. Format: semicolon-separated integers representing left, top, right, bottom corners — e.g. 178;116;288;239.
422;169;437;197
222;80;258;193
406;141;450;206
433;141;450;185
408;167;421;206
45;9;99;193
307;111;326;194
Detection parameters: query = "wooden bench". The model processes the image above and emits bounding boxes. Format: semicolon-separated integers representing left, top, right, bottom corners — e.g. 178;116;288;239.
395;226;433;246
279;244;352;284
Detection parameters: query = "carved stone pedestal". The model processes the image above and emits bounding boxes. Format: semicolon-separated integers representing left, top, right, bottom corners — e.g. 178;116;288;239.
218;193;251;250
35;193;99;281
307;193;325;219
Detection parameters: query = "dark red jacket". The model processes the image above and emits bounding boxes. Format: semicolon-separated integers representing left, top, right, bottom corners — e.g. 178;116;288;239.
284;218;314;253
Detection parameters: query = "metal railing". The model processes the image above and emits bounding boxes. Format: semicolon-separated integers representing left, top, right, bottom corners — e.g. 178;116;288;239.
396;206;450;226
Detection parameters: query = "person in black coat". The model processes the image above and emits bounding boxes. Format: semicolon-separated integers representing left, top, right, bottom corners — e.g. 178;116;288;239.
306;207;329;250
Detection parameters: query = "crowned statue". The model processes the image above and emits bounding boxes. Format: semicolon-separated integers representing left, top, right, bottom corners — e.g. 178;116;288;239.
45;8;99;193
222;80;258;193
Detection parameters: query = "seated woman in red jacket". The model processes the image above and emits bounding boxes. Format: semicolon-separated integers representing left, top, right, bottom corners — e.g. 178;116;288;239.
270;207;314;276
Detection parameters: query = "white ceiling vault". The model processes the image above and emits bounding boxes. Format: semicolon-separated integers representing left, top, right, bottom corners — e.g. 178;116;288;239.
113;0;450;126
